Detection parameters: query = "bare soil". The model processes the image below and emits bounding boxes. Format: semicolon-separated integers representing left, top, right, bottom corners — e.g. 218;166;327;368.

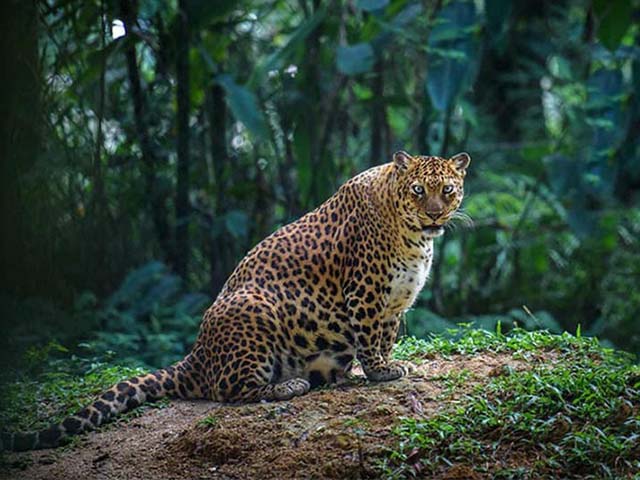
0;352;537;480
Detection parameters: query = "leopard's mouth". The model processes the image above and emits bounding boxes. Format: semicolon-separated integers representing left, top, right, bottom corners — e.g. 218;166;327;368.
422;224;445;237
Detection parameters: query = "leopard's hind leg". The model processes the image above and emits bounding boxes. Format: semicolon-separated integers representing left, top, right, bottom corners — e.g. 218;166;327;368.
209;291;310;403
213;349;311;403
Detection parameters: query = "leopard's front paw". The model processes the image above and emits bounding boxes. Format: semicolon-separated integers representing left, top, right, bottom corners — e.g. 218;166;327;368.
364;361;409;382
395;359;418;375
273;378;311;400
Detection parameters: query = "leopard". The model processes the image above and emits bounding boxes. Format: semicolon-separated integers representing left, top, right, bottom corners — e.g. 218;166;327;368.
1;150;471;451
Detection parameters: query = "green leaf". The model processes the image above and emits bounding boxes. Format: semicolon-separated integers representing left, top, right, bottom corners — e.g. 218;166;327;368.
249;5;327;86
353;83;373;100
593;0;633;51
425;0;479;112
224;210;249;239
371;3;423;51
336;43;375;75
216;74;269;139
356;0;389;12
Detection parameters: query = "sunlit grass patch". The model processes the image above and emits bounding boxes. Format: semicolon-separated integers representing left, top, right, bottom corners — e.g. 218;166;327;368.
389;329;640;479
0;360;148;433
393;323;606;360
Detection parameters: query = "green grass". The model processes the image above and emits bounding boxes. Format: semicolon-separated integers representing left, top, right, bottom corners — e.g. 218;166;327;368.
197;415;219;428
431;368;473;398
392;323;606;359
388;328;640;479
0;358;148;433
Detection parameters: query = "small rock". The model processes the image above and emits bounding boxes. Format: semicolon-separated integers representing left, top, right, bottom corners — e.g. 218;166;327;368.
39;455;56;465
334;433;352;449
488;365;513;377
93;452;110;464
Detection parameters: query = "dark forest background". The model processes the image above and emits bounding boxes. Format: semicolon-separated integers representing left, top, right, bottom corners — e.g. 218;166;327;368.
1;0;639;373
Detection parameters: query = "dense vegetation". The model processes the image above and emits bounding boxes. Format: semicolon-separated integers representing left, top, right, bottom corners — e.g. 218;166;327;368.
1;0;639;375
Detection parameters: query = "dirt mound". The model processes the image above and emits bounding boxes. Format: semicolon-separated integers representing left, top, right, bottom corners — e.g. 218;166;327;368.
1;353;527;480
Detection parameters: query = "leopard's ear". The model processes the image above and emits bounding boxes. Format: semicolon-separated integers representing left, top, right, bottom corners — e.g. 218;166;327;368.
450;152;471;174
393;150;415;172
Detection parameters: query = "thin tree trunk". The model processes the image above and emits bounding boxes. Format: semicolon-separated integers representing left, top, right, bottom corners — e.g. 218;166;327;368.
280;130;298;218
251;150;273;242
207;84;230;296
0;0;40;296
439;106;452;156
417;0;443;155
306;0;323;206
369;57;384;167
119;0;173;264
93;0;108;289
175;0;191;279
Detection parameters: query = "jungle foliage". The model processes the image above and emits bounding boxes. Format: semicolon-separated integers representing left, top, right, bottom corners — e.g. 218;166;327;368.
0;0;639;372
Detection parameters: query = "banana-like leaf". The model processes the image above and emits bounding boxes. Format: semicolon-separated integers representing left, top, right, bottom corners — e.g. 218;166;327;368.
216;74;269;139
426;0;479;112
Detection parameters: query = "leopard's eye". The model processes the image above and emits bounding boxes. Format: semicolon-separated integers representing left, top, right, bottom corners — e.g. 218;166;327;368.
443;185;455;194
412;184;425;195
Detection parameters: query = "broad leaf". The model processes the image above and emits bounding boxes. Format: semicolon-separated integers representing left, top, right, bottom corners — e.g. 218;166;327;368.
216;74;269;139
224;210;249;239
594;0;633;52
336;43;375;75
426;0;479;112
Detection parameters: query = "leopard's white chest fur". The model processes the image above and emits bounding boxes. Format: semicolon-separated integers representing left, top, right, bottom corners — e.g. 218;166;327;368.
386;239;434;317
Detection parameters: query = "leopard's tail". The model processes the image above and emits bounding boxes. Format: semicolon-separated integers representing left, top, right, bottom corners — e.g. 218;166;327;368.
0;356;204;452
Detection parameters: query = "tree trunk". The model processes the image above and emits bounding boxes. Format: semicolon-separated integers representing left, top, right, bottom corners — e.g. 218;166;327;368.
0;0;40;296
92;0;108;291
304;0;323;207
175;0;191;279
369;57;384;167
207;84;230;296
119;0;173;264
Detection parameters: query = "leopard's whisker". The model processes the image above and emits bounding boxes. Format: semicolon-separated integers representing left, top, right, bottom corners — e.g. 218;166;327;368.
450;210;474;229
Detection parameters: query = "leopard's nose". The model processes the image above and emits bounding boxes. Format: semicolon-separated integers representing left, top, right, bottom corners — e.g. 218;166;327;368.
426;211;443;221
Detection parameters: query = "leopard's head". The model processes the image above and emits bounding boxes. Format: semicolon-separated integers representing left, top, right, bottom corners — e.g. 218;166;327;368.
391;150;471;238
